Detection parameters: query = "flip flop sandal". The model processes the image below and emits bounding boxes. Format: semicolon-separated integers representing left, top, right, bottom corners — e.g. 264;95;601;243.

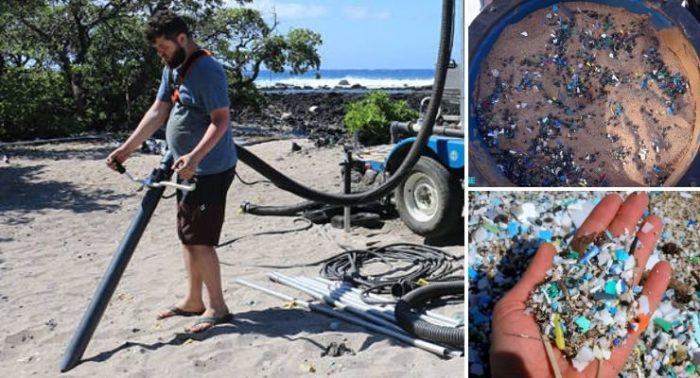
185;313;234;333
157;306;206;319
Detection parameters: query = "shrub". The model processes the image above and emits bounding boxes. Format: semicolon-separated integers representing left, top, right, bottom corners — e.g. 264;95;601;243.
0;68;82;141
344;91;418;145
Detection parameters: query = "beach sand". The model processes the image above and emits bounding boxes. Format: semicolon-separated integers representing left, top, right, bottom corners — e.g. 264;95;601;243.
0;139;464;377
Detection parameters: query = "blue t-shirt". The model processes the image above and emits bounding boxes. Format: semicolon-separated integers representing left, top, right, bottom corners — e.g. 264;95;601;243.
156;55;237;175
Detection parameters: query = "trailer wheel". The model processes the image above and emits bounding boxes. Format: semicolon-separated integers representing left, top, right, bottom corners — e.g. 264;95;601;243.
395;157;461;238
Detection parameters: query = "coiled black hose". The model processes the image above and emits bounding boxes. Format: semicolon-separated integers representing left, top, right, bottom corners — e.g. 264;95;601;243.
318;243;463;297
234;0;454;206
394;281;464;349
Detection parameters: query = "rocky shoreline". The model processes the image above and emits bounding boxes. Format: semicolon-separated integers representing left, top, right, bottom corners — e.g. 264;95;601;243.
232;88;434;146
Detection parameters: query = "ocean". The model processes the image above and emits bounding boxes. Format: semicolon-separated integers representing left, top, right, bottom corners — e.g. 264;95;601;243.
253;68;435;89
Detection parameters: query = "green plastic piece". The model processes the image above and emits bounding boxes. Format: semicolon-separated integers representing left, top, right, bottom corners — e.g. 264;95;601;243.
653;318;672;333
546;284;560;299
575;316;591;333
605;281;618;295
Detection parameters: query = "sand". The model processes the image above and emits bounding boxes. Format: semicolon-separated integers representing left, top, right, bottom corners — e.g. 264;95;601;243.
475;2;696;186
0;139;464;377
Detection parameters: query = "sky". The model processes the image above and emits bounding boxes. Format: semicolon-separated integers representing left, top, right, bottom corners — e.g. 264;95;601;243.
228;0;464;70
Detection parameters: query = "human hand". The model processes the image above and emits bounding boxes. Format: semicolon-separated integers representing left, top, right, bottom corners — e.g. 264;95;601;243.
489;192;672;377
172;153;199;180
106;146;131;172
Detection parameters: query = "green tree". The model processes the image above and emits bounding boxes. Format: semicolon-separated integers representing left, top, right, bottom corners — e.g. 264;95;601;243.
344;91;419;145
196;7;322;112
0;0;322;140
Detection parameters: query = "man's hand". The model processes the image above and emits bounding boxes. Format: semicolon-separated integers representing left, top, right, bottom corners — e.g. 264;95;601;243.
490;192;672;377
173;153;200;180
106;146;132;172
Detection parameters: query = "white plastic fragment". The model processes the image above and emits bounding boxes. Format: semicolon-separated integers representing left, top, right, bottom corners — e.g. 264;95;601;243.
641;222;655;234
572;346;595;371
645;252;660;271
569;201;596;228
512;202;538;224
521;31;529;37
638;295;650;315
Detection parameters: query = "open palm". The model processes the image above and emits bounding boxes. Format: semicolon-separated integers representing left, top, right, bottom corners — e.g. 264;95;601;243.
490;193;672;377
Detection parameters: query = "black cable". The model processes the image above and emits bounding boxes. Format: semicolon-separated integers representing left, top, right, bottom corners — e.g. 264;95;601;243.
217;218;313;251
235;172;270;186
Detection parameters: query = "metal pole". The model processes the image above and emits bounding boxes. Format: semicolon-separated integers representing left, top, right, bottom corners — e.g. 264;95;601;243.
235;279;461;358
296;276;458;328
268;272;405;333
59;153;174;372
343;145;352;232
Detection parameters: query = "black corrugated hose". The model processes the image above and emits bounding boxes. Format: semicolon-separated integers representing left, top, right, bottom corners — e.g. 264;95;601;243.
394;280;464;349
234;0;454;206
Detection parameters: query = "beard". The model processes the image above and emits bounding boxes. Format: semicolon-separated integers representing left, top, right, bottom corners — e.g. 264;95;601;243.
165;45;186;68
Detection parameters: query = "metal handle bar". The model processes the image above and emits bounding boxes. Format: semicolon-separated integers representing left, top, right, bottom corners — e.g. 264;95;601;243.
115;161;196;192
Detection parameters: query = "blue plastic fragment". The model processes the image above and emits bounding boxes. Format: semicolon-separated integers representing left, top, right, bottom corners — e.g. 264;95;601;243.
640;78;648;90
688;219;698;227
661;231;671;240
575;316;591;332
615;249;630;262
478;293;490;307
553;4;559;13
608;306;618;315
507;221;519;238
539;229;552;242
468;267;478;280
580;245;600;264
471;309;490;324
609;264;622;275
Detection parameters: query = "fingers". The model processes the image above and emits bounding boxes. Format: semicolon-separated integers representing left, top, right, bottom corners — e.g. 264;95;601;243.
630;215;663;287
505;243;557;303
571;193;623;253
608;192;649;236
606;261;672;374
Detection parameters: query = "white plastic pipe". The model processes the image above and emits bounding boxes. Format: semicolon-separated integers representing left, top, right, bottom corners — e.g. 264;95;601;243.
313;276;462;327
235;279;462;358
297;276;458;328
268;272;405;333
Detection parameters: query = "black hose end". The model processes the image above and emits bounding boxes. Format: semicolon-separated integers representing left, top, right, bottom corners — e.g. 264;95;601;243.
240;201;251;213
115;161;126;174
391;281;417;298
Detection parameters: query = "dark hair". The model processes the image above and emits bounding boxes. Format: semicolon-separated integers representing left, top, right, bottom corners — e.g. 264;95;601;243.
144;10;190;43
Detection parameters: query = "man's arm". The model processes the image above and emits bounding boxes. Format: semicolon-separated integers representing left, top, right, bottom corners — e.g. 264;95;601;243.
121;100;172;152
171;106;230;178
106;99;171;171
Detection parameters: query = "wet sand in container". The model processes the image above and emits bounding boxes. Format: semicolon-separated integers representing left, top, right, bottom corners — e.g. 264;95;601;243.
475;2;696;186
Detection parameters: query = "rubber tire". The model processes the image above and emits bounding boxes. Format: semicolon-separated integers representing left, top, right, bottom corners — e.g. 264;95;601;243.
395;156;461;239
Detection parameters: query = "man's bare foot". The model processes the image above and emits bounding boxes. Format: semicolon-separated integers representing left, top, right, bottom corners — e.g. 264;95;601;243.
156;299;206;320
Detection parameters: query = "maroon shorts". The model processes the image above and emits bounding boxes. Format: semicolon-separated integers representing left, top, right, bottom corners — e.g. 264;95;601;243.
176;166;235;246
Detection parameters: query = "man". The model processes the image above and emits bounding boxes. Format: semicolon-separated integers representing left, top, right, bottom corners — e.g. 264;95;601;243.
106;10;236;333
